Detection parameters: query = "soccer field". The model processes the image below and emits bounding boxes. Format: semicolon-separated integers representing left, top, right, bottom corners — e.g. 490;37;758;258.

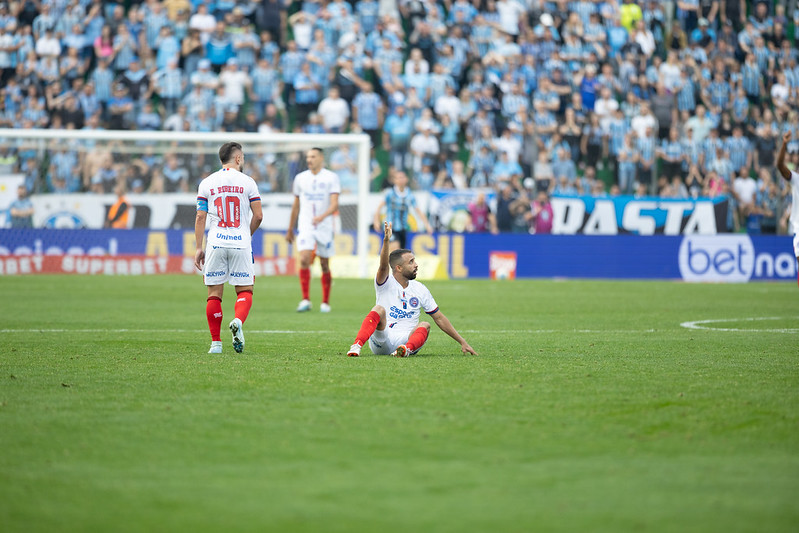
1;275;797;532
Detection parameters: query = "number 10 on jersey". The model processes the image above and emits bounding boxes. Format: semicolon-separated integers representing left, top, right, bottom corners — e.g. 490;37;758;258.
214;196;241;228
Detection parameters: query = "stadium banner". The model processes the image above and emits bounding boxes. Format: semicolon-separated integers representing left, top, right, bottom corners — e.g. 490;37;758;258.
18;192;726;236
0;254;294;276
23;193;383;231
428;189;497;232
551;194;729;235
0;230;793;282
427;191;728;235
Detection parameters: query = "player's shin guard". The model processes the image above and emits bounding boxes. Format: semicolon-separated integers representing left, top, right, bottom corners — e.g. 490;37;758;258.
299;268;311;300
234;290;253;323
321;271;332;304
206;296;223;341
354;310;381;346
405;326;429;354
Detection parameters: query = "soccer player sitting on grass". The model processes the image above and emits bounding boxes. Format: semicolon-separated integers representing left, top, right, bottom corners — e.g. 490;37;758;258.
347;221;478;357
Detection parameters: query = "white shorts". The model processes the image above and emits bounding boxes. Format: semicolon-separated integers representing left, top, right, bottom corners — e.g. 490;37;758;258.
368;326;412;355
296;228;335;258
204;246;254;286
794;234;799;257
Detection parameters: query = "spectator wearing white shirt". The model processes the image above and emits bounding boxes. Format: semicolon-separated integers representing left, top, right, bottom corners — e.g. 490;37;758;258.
409;126;440;173
189;3;217;44
492;128;522;163
658;51;682;91
496;0;526;36
732;169;758;228
594;87;619;132
34;27;61;58
631;102;658;139
434;85;460;125
404;47;429;75
317;86;350;133
771;72;790;110
218;58;251;107
633;19;656;58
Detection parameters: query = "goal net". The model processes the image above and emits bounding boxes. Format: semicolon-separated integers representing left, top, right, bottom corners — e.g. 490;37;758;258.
0;128;373;277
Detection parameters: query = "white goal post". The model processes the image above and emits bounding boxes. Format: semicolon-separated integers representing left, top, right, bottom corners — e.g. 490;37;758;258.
0;128;373;277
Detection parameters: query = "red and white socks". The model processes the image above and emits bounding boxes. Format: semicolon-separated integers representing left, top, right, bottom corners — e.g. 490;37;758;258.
234;290;252;323
206;296;223;342
353;310;381;347
405;326;429;353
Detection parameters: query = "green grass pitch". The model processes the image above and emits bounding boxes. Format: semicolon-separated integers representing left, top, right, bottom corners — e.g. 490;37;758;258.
1;274;797;532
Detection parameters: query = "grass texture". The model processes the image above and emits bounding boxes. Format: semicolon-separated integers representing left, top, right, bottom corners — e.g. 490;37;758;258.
1;275;797;532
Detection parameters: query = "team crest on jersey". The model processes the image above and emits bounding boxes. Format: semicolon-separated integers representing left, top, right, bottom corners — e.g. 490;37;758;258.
409;297;419;308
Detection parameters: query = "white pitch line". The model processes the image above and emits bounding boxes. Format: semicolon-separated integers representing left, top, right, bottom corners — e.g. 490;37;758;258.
461;329;657;334
0;328;659;335
680;317;799;333
0;328;305;334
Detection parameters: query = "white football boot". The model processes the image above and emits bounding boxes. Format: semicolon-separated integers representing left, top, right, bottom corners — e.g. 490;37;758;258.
320;303;331;313
296;299;312;312
208;341;223;354
229;318;244;353
347;343;362;357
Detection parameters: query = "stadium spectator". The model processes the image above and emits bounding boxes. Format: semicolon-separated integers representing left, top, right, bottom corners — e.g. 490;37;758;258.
467;192;498;234
8;184;34;228
189;3;217;43
104;184;130;229
409;125;439;174
372;170;432;250
528;190;554;234
317;86;350;133
382;103;413;170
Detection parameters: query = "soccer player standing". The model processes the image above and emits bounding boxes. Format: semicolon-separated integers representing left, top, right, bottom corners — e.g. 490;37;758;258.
776;131;799;287
347;221;477;357
372;170;432;251
194;142;264;353
285;148;341;312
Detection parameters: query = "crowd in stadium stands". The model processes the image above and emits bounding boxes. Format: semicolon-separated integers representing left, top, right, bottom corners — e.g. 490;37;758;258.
0;0;797;233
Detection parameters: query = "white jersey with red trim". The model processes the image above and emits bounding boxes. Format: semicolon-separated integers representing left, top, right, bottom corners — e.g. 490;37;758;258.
197;167;260;249
790;171;799;236
292;168;341;234
375;274;438;336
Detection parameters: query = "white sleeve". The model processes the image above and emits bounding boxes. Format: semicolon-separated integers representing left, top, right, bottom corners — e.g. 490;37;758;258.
196;179;210;211
420;284;439;315
292;175;302;196
248;178;260;201
375;276;391;296
790;171;799;181
329;172;341;194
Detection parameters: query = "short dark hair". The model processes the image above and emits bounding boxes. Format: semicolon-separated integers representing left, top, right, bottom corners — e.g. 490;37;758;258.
389;249;411;269
219;142;242;165
309;147;324;156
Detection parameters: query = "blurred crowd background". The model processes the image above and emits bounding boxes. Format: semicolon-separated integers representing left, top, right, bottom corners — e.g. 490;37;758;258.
0;0;797;233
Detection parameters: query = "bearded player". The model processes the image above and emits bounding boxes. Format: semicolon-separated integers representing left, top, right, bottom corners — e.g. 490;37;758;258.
776;131;799;287
347;221;478;357
194;142;263;354
285;148;341;312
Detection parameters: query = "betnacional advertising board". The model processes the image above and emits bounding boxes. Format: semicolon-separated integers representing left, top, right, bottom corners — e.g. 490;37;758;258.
0;230;794;283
